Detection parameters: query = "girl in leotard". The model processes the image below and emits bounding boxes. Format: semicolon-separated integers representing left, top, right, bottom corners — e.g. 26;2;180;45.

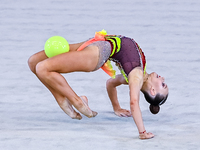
28;30;168;140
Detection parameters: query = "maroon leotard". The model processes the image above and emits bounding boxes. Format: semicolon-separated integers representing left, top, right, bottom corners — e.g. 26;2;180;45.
110;37;143;76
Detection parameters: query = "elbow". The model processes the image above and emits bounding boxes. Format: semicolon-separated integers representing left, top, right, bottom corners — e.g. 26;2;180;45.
106;76;122;91
106;78;113;89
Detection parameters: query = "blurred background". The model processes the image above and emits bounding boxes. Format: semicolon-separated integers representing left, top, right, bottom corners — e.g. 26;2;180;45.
0;0;199;149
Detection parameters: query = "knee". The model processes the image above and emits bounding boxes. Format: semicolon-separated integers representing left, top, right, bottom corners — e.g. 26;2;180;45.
28;56;34;72
35;61;48;77
106;78;114;89
28;55;37;73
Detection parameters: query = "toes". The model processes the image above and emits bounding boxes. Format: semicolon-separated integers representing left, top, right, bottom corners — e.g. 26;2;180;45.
79;96;98;118
92;111;98;117
72;112;82;120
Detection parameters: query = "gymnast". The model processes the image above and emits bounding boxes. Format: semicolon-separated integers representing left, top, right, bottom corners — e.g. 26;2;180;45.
28;30;168;139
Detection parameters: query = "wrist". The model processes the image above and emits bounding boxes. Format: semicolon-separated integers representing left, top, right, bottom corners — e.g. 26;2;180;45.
113;105;121;112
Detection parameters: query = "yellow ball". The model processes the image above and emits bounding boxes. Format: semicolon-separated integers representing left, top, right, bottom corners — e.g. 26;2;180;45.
44;36;69;58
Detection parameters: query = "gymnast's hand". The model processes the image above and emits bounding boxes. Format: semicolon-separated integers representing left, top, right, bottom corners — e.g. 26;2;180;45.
114;108;132;117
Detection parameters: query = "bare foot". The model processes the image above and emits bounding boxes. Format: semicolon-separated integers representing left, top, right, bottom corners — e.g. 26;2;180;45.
80;96;98;117
63;98;82;120
139;131;154;140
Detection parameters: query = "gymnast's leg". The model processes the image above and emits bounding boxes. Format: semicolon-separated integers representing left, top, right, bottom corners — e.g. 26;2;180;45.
31;44;99;118
28;43;86;119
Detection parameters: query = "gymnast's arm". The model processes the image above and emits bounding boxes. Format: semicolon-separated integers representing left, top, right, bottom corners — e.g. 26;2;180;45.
106;74;132;117
128;67;154;139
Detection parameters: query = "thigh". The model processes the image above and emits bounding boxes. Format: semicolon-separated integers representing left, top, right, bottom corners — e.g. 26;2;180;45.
69;41;85;52
42;45;99;73
29;41;84;68
32;50;48;61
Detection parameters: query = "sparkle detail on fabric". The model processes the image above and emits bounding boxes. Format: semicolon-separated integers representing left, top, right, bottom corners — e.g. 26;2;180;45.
88;41;112;71
76;30;146;81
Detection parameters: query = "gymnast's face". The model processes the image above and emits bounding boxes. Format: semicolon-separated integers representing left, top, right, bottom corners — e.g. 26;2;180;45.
149;72;169;97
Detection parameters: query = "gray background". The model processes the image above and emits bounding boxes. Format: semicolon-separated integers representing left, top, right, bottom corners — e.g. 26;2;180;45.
0;0;200;149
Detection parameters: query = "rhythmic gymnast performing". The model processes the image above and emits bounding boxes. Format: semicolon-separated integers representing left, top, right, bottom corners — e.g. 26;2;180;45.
28;30;168;140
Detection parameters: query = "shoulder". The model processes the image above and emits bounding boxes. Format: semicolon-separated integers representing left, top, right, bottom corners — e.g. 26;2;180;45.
128;67;144;87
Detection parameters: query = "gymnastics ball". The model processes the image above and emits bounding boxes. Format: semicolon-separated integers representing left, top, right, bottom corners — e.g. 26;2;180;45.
44;36;69;58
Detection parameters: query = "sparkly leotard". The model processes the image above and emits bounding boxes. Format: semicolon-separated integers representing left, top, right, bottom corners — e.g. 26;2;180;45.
88;36;145;78
110;36;144;76
77;31;146;81
88;41;112;71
